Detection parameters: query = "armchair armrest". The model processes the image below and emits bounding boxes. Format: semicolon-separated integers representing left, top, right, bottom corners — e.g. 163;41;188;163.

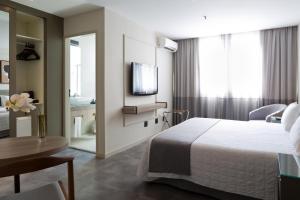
265;110;284;122
249;104;287;121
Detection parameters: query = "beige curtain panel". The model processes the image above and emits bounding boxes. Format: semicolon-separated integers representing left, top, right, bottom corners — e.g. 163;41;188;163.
173;26;298;123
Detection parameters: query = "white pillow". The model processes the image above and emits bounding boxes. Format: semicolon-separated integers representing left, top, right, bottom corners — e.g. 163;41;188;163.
290;116;300;152
281;102;300;132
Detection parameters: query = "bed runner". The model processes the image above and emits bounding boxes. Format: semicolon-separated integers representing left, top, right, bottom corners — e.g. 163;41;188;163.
149;118;220;175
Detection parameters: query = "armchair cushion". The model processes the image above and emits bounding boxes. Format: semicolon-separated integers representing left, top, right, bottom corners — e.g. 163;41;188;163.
0;183;65;200
249;104;287;122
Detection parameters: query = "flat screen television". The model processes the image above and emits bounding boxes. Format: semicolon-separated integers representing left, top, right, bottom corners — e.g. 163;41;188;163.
131;62;158;96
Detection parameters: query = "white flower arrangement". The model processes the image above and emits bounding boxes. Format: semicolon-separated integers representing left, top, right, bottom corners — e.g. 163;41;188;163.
5;93;36;113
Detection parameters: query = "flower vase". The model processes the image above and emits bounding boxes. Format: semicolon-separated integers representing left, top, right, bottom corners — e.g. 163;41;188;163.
38;114;46;138
16;115;32;137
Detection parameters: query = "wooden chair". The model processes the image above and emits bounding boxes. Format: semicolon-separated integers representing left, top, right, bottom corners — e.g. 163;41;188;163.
0;156;74;200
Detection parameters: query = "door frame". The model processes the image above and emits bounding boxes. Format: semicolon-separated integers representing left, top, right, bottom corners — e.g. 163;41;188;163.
63;32;97;153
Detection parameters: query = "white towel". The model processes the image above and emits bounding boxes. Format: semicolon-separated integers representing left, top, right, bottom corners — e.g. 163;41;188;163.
74;117;82;137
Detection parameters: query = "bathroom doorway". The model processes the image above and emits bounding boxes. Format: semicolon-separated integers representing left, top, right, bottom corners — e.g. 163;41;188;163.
64;33;96;153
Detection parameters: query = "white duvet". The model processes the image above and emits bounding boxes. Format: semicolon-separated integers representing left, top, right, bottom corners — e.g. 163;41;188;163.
138;118;295;200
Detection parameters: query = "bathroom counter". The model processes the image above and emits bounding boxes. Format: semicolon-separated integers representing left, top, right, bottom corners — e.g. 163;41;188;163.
71;104;95;112
71;104;96;136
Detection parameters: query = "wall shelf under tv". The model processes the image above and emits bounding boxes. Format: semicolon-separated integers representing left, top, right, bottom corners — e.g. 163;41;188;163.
122;102;167;114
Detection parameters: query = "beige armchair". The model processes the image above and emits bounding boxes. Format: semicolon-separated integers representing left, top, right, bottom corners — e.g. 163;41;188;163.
249;104;287;122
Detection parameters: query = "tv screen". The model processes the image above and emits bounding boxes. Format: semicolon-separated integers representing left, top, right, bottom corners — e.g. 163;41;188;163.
131;62;158;96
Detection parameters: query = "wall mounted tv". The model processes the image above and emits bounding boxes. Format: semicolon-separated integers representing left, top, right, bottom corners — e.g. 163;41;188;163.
131;62;158;96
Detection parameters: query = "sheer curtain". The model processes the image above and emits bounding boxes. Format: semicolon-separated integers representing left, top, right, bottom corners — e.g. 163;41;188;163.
199;32;262;98
70;45;82;96
173;27;298;122
198;32;263;120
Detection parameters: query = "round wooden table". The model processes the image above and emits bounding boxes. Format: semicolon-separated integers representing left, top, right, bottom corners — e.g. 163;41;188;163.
0;136;68;193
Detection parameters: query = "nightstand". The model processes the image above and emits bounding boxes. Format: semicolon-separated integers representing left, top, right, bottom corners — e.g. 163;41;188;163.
270;116;281;123
278;153;300;200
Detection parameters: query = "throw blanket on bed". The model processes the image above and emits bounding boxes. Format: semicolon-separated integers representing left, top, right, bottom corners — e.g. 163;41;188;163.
149;118;220;175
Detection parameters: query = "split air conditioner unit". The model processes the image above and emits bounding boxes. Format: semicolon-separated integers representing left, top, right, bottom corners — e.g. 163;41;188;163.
158;37;178;52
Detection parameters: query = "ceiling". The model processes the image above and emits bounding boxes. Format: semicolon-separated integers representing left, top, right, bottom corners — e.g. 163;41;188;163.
12;0;300;39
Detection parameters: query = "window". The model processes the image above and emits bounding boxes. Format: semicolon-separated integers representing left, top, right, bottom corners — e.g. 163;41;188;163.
199;31;262;98
70;45;81;96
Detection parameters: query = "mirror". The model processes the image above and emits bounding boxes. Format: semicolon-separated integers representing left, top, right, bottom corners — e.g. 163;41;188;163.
0;10;9;138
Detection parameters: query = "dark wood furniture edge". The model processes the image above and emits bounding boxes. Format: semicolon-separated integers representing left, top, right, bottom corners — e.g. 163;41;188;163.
277;153;300;200
0;144;68;165
0;156;75;200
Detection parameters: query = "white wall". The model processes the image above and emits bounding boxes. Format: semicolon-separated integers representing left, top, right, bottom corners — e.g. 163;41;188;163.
64;8;173;157
104;9;173;156
156;48;173;119
64;9;105;157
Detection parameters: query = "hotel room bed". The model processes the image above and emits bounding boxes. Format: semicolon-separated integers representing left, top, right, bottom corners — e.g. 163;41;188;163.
138;118;295;200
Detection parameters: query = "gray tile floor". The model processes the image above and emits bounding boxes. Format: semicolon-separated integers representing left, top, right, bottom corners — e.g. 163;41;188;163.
0;142;215;200
70;135;96;153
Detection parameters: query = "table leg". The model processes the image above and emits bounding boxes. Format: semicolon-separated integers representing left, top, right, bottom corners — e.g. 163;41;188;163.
14;174;20;193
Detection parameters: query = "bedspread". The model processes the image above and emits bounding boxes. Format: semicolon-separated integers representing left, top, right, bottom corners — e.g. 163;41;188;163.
138;118;295;200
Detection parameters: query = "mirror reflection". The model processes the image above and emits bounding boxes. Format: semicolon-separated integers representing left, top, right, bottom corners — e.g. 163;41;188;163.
0;10;9;138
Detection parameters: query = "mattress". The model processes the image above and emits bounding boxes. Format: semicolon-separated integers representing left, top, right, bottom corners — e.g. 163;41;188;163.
0;110;9;132
138;118;295;200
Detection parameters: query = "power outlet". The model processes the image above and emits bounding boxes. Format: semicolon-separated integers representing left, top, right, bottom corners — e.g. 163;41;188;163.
144;121;148;127
155;118;158;124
